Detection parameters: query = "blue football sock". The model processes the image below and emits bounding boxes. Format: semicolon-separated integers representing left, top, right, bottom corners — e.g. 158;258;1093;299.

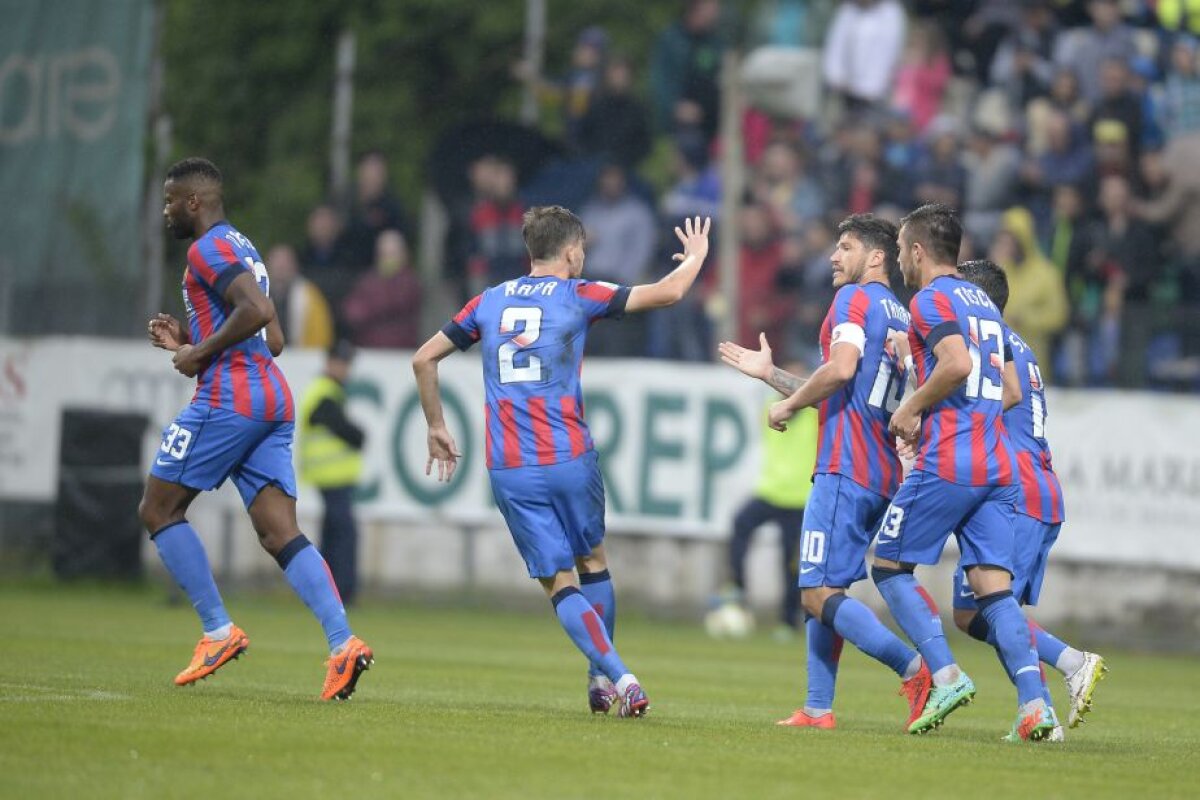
805;615;842;711
579;570;616;678
551;588;628;683
977;590;1043;706
276;535;351;652
872;567;956;676
823;594;917;678
972;613;1055;706
1030;620;1071;672
152;521;230;635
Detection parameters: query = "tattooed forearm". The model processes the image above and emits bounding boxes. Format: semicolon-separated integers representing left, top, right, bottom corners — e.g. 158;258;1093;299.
767;367;806;396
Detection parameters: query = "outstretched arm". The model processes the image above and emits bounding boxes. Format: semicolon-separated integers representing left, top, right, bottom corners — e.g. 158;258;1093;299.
412;331;463;482
717;333;808;396
766;343;858;432
624;216;711;313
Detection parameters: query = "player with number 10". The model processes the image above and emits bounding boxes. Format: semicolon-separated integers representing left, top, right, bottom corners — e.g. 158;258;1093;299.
719;214;930;730
412;207;711;717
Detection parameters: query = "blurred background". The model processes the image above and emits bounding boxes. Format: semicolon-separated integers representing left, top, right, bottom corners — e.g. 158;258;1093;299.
1;0;1197;646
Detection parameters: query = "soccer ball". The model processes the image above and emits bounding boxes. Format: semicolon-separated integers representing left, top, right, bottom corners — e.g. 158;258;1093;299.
704;601;756;639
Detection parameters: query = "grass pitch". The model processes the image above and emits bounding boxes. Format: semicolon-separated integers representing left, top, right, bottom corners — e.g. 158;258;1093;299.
1;580;1195;800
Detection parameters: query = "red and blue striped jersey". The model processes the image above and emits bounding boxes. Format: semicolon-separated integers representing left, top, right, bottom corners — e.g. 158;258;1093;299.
814;282;910;498
1005;327;1064;523
442;275;630;469
908;274;1016;486
182;221;293;422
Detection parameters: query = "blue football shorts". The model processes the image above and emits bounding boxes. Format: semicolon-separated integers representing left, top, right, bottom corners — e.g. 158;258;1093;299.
150;403;298;508
953;516;1061;610
488;449;606;579
798;473;890;589
873;468;1017;573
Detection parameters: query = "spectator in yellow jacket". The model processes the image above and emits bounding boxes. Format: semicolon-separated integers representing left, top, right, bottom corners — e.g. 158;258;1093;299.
990;206;1069;379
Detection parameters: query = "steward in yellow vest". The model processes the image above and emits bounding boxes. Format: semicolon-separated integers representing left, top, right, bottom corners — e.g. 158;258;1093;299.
298;341;365;603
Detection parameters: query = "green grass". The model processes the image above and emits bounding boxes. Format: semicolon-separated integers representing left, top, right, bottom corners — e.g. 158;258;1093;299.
1;582;1196;800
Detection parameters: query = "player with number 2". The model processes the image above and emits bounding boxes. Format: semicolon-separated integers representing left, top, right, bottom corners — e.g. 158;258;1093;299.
412;207;711;718
141;158;373;701
719;214;930;731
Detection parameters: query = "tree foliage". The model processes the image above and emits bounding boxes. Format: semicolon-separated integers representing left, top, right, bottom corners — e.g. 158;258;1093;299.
162;0;683;253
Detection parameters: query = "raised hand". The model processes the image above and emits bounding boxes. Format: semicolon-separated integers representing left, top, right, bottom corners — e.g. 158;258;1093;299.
672;215;712;265
718;332;774;382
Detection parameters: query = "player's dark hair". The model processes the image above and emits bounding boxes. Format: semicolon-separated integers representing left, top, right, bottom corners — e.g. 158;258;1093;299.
522;205;585;261
900;203;961;265
166;157;223;186
837;213;899;272
957;259;1010;313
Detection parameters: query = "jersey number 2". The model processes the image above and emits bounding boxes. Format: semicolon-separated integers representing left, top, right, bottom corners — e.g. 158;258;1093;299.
498;307;542;384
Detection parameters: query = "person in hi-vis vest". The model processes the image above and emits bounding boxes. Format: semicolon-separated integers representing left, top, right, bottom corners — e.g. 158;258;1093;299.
299;340;365;604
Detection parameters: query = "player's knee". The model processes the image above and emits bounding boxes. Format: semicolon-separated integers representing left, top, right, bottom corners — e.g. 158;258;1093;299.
800;591;825;620
952;609;975;635
138;495;168;534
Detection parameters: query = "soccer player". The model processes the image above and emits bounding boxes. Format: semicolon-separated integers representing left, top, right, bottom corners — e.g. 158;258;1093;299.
411;207;712;717
718;214;930;730
139;157;373;701
952;259;1107;735
871;203;1058;741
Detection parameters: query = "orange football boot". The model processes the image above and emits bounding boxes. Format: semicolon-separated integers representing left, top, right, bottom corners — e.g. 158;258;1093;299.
899;660;932;729
321;636;374;701
174;625;249;686
777;709;836;729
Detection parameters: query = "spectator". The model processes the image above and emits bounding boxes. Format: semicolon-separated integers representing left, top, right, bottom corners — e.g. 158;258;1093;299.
891;19;952;133
749;0;837;48
751;141;825;234
989;2;1058;100
300;203;353;316
301;203;350;273
992;207;1070;379
649;0;725;143
517;26;609;149
1156;0;1200;37
912;118;967;209
1020;108;1095;229
1132;132;1200;302
466;156;527;294
822;0;907;111
578;54;652;170
1161;35;1200;139
1042;183;1095;284
962;124;1023;246
341;230;422;349
579;163;657;357
1090;57;1146;160
343;151;409;269
266;243;334;350
960;0;1023;84
735;202;790;354
1053;0;1138;104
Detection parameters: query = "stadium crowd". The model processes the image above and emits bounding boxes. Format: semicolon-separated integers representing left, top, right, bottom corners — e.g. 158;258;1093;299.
269;0;1200;392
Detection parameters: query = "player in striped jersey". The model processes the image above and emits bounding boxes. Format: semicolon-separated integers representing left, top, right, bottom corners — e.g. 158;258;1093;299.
140;158;372;700
951;260;1107;736
412;207;712;717
719;214;930;730
872;204;1059;741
